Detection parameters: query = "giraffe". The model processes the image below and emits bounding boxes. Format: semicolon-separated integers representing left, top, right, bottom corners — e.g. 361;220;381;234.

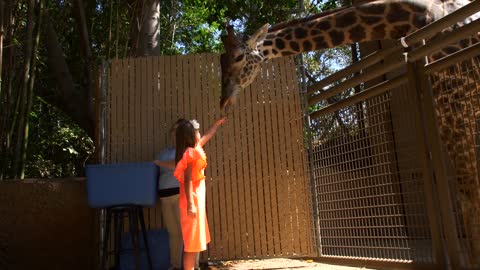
219;0;480;266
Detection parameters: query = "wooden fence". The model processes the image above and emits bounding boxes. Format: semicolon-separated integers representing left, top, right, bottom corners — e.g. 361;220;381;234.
100;54;314;260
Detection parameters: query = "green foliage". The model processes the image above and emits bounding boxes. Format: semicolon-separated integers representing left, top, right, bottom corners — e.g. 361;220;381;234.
25;97;94;178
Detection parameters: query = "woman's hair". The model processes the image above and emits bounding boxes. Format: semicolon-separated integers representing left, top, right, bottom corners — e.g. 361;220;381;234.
175;120;197;164
170;118;188;134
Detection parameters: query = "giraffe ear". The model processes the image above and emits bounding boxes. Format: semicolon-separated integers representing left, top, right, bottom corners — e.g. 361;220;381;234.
246;23;270;49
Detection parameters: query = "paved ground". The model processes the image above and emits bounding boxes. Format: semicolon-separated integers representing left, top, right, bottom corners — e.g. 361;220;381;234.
206;258;377;270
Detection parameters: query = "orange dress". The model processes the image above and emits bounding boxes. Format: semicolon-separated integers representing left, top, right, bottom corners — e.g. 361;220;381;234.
173;146;211;252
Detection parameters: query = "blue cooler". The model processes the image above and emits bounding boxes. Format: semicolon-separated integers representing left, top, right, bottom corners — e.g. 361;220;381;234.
86;162;159;208
86;162;160;270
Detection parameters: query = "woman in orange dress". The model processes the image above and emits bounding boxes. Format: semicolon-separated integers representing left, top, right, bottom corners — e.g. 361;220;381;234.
173;117;226;270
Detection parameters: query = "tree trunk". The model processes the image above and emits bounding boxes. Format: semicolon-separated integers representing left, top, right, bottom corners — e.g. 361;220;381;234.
72;0;94;132
20;0;42;178
43;14;93;137
0;10;16;179
13;0;36;178
136;0;160;56
0;0;4;99
0;0;6;180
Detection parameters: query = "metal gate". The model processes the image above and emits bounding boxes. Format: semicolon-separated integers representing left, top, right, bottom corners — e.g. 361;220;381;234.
306;2;480;269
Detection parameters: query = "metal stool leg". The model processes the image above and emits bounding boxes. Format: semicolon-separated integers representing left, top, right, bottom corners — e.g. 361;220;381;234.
138;206;153;270
101;208;112;270
128;207;141;270
114;210;123;268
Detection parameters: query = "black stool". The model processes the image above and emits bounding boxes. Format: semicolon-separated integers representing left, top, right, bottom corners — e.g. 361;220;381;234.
101;205;153;270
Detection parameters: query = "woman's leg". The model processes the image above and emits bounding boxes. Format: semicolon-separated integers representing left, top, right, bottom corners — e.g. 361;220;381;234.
183;252;197;270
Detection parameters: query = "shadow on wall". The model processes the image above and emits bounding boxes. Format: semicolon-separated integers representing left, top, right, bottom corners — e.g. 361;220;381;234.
0;178;96;270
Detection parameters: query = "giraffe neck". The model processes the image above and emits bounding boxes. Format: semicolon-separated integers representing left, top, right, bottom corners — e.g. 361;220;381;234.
260;0;440;59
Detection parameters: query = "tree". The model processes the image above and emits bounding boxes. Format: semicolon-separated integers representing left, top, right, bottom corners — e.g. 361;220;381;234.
0;0;350;179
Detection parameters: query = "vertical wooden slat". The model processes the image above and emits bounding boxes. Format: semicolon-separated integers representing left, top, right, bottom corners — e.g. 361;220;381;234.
166;56;174;121
197;54;209;260
279;58;295;254
198;54;212;260
270;58;285;256
262;61;275;256
247;77;262;258
117;59;124;162
179;55;186;118
217;53;229;257
275;60;288;255
205;53;218;260
132;58;141;161
255;66;269;257
146;57;154;159
152;56;161;154
288;56;311;255
139;57;146;160
229;82;243;259
157;55;171;229
242;83;256;258
188;55;197;120
126;58;134;161
209;53;222;260
237;78;253;258
276;58;292;255
141;57;148;160
146;56;155;225
109;60;117;163
291;57;309;255
161;56;169;149
179;55;188;118
119;60;126;161
222;79;235;259
233;79;247;258
152;56;161;229
111;60;119;162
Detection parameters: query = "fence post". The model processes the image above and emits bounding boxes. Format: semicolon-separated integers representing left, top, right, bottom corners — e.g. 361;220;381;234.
299;54;322;257
406;60;446;268
407;59;462;269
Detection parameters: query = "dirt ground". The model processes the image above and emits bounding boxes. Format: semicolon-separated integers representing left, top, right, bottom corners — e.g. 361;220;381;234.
206;258;378;270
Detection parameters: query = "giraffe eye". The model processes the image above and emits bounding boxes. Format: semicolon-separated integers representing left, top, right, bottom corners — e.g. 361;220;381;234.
234;55;244;62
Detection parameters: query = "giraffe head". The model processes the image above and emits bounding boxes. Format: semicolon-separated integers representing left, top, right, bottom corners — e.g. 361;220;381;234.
220;24;270;112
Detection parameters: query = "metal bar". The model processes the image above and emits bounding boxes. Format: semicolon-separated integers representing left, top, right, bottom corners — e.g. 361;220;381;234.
405;0;480;45
312;256;441;270
308;59;404;106
310;75;407;120
408;18;480;62
306;46;404;94
301;54;323;257
425;42;480;74
406;61;446;268
416;63;463;269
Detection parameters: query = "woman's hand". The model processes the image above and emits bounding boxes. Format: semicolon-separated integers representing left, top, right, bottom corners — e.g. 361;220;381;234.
187;203;197;218
215;117;227;127
198;117;228;147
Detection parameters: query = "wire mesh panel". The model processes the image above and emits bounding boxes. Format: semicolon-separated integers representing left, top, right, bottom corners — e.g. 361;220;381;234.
309;84;435;263
428;55;480;268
